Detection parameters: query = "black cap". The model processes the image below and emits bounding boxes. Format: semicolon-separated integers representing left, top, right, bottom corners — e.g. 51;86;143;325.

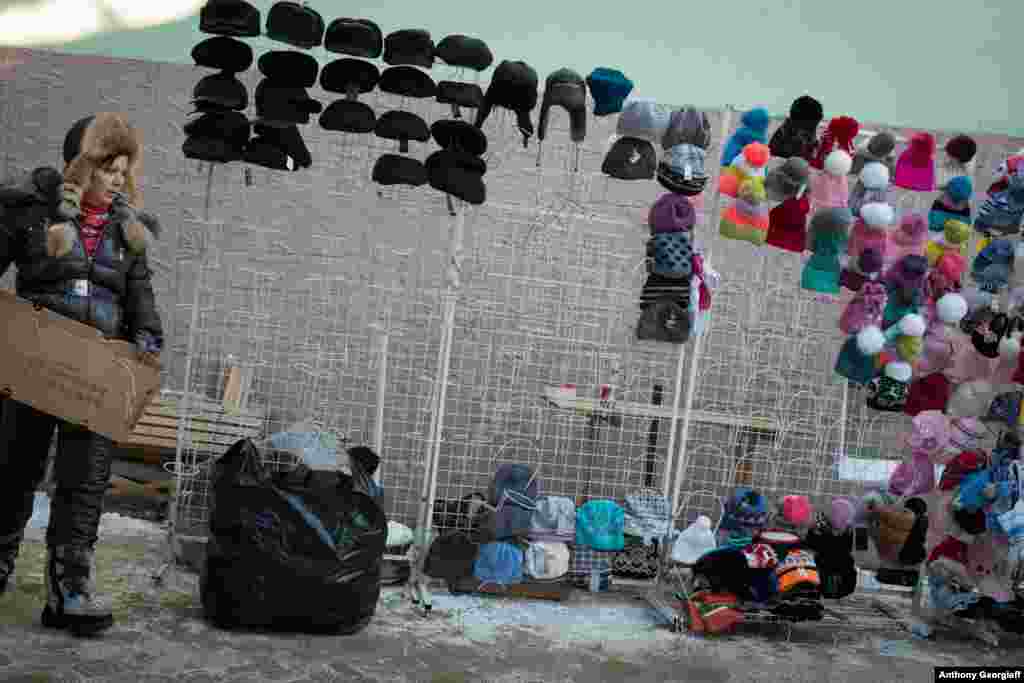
374;110;430;153
435;35;493;72
191;73;248;111
426;150;486;205
324;18;383;59
200;0;261;38
319;58;380;96
252;123;311;169
431;119;488;157
383;29;434;69
379;66;436;99
257;50;319;88
183;135;246;163
184;110;251;148
244;138;295;171
437;82;484;111
372;154;427;187
254;78;321;126
319;100;377;134
192;36;254;73
265;0;324;49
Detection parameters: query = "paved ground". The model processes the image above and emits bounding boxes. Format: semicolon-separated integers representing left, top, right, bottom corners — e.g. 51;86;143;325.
1;529;1023;683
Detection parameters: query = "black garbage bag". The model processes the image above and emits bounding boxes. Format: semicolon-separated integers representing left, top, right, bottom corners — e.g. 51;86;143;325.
201;438;387;634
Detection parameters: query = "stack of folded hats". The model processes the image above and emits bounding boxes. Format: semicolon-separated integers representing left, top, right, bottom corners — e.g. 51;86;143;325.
475;59;539;148
765;157;812;253
372;29;438;188
657;106;711;196
246;1;325;171
318;18;383;135
602;97;662;181
585;68;633;117
434;34;493;120
536;68;588;165
427;119;488;206
929;176;974;232
636;193;697;344
186;0;261;164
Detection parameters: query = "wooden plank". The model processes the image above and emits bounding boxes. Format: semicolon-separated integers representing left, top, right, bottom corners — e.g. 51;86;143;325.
449;576;573;601
142;403;265;429
542;388;780;432
128;424;243;448
134;413;260;440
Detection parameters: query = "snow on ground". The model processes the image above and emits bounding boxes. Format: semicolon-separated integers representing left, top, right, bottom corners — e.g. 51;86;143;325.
25;492;165;539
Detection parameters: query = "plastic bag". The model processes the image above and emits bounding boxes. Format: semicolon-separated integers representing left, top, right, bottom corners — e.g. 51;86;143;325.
201;438;387;634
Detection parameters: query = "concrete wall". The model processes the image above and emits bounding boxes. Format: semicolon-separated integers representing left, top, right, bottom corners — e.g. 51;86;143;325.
2;48;1021;533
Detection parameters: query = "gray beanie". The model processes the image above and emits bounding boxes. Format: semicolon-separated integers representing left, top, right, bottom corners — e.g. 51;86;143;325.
765;157;810;201
809;207;855;236
851;131;897;175
662;106;711;150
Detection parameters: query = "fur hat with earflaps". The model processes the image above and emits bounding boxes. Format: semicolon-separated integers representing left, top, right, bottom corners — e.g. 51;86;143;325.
49;113;155;258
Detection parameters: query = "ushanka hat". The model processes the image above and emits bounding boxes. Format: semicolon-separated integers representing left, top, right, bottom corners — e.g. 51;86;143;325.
426;149;486;205
372;154;427;187
258;50;319;88
200;0;260;38
537;68;587;143
324;18;382;58
435;34;493;71
318;100;376;133
192;36;254;73
265;1;325;50
383;29;435;69
475;60;539;147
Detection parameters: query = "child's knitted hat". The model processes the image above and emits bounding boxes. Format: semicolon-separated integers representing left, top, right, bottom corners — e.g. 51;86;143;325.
894;132;937;192
945;135;978;166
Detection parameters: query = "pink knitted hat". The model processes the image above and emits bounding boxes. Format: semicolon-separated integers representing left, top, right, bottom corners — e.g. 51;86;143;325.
782;495;813;527
893;132;936;192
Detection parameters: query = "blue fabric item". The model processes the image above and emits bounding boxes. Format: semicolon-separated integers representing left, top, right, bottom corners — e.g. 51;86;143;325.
495;489;539;540
269;430;339;469
720;108;771;167
651;232;694;277
747;568;779;603
276;490;336;550
490;464;539;506
947;176;973;203
929;577;980;614
835;336;878;385
973;239;1015;276
575;500;625;551
722;487;769;530
586;68;633;116
956;469;993;513
473;541;524;586
622;491;671;544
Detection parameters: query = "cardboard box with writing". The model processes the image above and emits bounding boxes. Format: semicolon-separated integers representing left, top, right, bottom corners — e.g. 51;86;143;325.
0;290;161;442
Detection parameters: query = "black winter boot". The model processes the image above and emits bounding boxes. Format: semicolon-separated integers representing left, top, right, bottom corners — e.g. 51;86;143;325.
0;531;20;596
41;545;113;635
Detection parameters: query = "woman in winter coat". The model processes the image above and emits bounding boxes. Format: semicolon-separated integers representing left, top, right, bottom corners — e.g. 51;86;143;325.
0;113;163;637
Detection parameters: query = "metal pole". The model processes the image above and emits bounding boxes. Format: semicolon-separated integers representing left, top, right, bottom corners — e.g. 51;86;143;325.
660;344;687;501
667;106;734;519
409;199;466;610
372;324;388;482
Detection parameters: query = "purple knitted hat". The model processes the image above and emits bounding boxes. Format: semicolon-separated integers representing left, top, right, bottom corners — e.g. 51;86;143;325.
649;193;696;234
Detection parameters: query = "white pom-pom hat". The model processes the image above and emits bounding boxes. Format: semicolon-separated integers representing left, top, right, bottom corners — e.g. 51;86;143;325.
860;202;895;229
825;149;853;177
857;325;886;355
859;161;890;190
936;293;968;324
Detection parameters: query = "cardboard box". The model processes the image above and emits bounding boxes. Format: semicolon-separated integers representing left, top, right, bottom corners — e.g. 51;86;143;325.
0;290;161;442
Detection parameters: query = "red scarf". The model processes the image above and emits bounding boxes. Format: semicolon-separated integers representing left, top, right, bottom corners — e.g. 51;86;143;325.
79;200;111;258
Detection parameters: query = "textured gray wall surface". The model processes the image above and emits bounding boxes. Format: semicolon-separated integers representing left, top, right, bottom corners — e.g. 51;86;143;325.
1;48;1021;534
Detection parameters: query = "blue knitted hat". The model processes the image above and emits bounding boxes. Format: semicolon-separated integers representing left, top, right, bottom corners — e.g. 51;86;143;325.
947;176;973;203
